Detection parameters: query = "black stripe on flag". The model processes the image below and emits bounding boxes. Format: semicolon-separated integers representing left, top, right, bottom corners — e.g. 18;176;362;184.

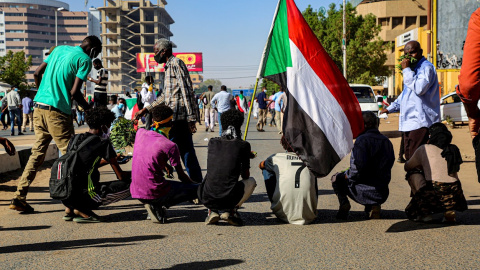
283;90;341;177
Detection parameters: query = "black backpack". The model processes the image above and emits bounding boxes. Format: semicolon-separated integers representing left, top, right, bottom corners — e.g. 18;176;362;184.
49;135;97;200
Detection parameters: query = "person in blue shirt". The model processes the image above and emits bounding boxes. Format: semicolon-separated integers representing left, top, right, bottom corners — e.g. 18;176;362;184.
331;111;395;220
272;88;285;134
381;40;440;160
211;85;234;136
255;87;270;132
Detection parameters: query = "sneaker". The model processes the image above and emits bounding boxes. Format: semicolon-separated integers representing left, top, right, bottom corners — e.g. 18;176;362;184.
443;210;456;223
144;204;167;224
18;132;24;136
269;124;272;127
397;156;406;163
336;201;351;220
224;209;244;226
205;127;209;132
278;131;283;135
210;129;214;133
63;214;76;221
10;133;14;136
9;198;34;213
366;205;381;219
205;209;220;225
22;130;26;133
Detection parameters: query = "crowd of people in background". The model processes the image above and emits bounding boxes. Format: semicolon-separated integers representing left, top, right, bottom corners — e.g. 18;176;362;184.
1;30;475;228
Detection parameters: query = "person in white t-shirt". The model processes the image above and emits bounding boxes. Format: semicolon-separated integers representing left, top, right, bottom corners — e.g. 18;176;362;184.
259;136;318;225
141;75;156;128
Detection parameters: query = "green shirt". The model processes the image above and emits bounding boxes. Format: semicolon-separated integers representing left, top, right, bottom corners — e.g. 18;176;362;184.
34;46;92;115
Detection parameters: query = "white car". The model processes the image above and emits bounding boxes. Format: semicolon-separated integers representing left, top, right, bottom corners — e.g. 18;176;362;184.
440;92;480;123
350;84;378;112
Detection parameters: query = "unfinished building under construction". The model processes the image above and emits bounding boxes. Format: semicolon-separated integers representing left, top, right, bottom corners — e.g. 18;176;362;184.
98;0;174;93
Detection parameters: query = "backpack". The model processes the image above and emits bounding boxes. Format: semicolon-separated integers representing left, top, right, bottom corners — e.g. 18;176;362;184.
49;135;97;200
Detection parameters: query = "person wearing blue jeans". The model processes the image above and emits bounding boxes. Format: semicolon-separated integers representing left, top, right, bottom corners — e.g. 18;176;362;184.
169;120;203;183
211;85;233;136
9;108;22;135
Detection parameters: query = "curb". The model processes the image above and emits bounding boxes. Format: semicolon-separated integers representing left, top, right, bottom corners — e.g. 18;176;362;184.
0;144;59;174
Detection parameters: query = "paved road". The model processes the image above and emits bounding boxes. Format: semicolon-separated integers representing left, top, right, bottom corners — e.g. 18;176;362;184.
1;115;480;269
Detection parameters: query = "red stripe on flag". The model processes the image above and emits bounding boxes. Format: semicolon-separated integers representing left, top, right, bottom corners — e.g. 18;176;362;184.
286;0;363;138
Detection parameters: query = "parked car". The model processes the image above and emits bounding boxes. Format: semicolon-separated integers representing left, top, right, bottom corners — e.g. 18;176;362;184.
350;84;378;112
440;92;470;123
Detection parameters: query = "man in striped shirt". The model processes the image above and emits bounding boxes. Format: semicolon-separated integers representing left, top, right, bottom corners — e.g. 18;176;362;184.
135;39;202;183
88;58;108;107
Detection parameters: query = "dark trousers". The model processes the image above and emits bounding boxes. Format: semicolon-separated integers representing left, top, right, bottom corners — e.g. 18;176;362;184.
404;127;429;160
9;108;22;133
62;178;131;215
1;109;10;128
263;169;277;203
399;132;405;158
140;181;199;208
94;92;108;108
170;120;203;183
269;109;276;126
144;112;152;129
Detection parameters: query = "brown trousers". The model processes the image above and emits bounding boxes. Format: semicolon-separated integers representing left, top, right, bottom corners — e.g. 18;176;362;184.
15;107;74;201
403;127;429;160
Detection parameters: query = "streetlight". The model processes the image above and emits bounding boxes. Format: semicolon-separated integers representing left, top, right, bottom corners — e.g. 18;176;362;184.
55;7;65;46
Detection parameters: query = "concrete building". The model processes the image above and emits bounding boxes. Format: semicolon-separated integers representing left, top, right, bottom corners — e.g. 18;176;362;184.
98;0;174;93
0;0;91;84
355;0;428;95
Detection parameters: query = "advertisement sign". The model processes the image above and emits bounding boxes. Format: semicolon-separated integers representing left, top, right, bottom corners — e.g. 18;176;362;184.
232;89;254;97
136;52;203;72
436;1;480;69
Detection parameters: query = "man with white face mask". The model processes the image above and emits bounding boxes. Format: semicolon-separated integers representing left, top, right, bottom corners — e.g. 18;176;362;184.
10;35;101;213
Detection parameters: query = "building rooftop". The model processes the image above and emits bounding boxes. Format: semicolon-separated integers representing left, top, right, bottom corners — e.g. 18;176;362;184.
0;0;69;10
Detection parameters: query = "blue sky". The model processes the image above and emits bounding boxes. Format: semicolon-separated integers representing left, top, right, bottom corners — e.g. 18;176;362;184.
67;0;343;88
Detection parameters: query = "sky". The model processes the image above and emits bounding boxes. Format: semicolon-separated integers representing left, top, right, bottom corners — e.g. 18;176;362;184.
66;0;345;88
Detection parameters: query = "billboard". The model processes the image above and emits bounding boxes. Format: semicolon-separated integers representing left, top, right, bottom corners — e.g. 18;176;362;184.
136;52;203;72
436;1;480;69
232;89;254;97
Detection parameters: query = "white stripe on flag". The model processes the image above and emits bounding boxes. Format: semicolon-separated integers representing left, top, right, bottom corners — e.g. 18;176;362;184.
287;40;354;158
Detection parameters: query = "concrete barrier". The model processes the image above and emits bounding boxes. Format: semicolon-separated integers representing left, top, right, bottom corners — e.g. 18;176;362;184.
0;143;58;174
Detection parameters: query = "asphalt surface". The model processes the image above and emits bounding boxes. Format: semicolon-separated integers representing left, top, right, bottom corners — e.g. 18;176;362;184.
1;115;480;269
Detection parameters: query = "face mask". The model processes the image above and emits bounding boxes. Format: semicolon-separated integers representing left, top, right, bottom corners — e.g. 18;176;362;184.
14;88;18;92
118;103;124;110
263;90;267;93
154;51;167;64
89;48;96;59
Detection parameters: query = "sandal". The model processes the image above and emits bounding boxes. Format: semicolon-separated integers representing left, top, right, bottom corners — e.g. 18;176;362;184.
73;215;101;223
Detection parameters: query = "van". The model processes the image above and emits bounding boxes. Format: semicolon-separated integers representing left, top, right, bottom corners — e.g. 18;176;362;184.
349;84;378;112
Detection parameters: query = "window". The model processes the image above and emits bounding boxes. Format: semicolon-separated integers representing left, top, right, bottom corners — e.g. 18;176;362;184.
406;16;416;28
378;18;389;27
392;17;403;29
420;16;427;27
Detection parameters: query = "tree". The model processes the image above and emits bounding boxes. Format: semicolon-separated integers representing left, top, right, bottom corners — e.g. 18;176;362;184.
260;78;280;97
0;50;33;96
197;79;223;94
302;3;390;85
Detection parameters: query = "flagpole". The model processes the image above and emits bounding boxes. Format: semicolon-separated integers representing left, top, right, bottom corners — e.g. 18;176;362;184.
242;78;260;140
243;0;281;141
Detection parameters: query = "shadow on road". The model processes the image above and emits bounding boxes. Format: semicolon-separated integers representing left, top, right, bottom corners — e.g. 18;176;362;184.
0;225;51;231
0;235;165;254
0;160;55;184
160;259;244;270
386;209;480;233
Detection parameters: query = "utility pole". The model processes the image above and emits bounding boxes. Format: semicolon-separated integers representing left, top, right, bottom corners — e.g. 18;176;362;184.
342;0;347;79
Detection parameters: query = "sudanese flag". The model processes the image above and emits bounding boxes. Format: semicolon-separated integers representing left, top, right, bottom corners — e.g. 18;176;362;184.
257;0;364;177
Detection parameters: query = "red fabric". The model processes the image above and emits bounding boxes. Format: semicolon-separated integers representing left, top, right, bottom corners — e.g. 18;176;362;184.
131;103;139;131
236;96;245;113
459;8;480;104
286;0;364;138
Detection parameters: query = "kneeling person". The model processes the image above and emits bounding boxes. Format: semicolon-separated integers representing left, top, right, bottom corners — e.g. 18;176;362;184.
62;107;131;223
130;105;199;223
259;136;318;225
198;109;256;226
331;111;395;219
